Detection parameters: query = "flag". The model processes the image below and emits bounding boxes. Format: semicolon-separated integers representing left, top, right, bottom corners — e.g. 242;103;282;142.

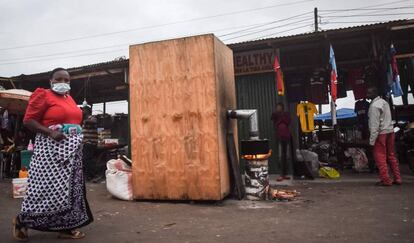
329;44;338;102
390;44;403;97
274;55;285;96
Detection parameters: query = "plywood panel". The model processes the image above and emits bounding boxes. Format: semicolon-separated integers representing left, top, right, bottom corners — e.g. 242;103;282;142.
213;37;237;198
129;34;236;200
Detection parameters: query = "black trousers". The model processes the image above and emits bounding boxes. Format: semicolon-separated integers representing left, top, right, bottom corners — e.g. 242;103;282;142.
278;140;289;176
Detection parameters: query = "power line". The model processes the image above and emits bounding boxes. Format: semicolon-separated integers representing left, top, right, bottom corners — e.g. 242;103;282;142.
0;19;315;64
320;6;414;12
0;23;270;62
319;2;414;27
243;23;314;43
223;1;413;43
0;48;126;66
0;43;128;62
218;11;313;38
320;20;399;25
3;1;410;64
4;1;405;62
319;0;412;13
2;23;314;64
322;12;414;18
0;20;305;62
320;1;414;18
222;17;314;41
0;0;314;51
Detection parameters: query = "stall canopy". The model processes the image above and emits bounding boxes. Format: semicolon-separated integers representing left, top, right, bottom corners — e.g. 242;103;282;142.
0;89;32;114
315;108;356;121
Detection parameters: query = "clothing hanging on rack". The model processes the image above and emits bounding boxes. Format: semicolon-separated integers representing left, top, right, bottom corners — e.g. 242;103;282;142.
297;102;317;133
346;68;367;100
354;99;370;139
307;68;329;104
285;72;307;102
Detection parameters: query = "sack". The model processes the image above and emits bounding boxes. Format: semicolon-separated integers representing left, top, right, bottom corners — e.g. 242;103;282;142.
296;149;304;162
345;148;368;172
105;159;133;201
319;166;340;179
300;150;320;174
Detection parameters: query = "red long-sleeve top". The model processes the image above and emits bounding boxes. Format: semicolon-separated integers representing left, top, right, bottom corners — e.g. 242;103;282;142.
271;111;291;141
24;88;82;127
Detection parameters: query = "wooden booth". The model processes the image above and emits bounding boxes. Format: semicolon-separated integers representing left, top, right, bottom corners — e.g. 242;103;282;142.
129;34;237;200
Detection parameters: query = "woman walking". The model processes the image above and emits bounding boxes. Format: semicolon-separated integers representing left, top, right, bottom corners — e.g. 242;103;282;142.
12;68;93;241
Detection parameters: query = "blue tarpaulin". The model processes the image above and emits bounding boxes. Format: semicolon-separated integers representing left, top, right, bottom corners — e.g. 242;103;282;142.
315;108;356;121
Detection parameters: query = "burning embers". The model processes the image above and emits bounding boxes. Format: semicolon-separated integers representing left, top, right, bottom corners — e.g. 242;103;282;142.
269;188;300;201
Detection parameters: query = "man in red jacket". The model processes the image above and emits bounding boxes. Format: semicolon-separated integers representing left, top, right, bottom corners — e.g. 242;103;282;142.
271;103;291;181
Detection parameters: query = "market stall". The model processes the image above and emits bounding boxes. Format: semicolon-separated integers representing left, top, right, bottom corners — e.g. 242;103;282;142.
0;89;33;179
0;60;131;181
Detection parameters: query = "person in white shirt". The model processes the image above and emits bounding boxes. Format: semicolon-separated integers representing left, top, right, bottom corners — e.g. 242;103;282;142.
367;86;401;186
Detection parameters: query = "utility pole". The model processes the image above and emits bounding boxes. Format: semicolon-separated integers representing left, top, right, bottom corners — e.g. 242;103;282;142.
314;7;323;114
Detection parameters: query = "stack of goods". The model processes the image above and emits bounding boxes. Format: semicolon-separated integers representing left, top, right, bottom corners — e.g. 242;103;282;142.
83;116;98;145
310;141;331;163
97;129;111;145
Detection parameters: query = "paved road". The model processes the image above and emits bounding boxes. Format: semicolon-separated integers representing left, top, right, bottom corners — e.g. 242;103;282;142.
1;169;414;243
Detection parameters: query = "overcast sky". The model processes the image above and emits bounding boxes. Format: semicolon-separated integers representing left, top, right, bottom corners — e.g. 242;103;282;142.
1;0;413;113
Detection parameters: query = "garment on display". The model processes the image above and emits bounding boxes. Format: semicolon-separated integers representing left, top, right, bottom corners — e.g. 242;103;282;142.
337;72;347;99
355;99;370;139
398;58;414;105
346;68;367;100
307;68;329;104
297;102;317;133
285;72;307;102
388;45;403;97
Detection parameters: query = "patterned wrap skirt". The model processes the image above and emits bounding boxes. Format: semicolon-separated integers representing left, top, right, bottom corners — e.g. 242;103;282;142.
19;125;93;231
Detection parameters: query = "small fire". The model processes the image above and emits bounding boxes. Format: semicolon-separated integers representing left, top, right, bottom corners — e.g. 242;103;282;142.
242;150;272;160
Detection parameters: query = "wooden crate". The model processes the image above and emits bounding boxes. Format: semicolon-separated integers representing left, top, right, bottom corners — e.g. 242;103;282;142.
129;34;237;200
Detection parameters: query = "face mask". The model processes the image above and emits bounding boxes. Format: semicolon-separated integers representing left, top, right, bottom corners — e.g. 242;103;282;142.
51;82;71;95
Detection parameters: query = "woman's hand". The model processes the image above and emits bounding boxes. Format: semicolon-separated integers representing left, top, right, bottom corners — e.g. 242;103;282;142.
48;130;67;141
23;119;67;141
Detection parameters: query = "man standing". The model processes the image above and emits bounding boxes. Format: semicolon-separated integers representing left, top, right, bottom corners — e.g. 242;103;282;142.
367;86;402;186
271;103;291;181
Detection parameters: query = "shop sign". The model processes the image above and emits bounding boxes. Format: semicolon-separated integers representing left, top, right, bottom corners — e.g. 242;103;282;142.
234;49;274;75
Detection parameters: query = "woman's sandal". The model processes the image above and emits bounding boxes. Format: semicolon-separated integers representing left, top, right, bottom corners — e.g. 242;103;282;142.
58;230;86;240
12;217;28;242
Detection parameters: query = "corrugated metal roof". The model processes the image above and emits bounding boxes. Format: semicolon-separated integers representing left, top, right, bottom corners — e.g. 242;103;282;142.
67;58;128;72
12;58;129;79
228;19;414;48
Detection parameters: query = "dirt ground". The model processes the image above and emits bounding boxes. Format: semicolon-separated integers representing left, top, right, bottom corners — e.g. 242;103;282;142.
1;167;414;243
